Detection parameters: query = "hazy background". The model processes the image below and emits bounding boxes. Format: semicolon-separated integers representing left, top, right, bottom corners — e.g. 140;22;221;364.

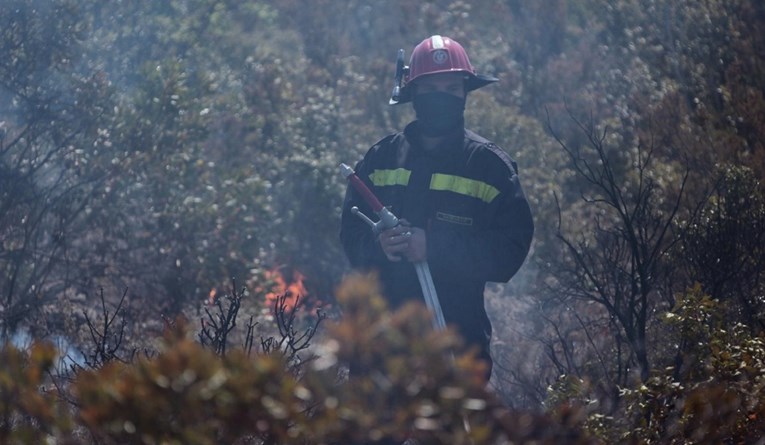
2;0;764;409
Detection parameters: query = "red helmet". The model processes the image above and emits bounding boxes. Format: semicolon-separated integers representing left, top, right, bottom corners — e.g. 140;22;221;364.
390;35;498;105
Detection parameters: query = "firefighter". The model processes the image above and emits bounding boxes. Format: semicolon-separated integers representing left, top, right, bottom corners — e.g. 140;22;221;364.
340;35;534;382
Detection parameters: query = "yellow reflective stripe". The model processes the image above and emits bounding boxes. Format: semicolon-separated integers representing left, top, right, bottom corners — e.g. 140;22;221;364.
429;173;500;203
368;168;411;187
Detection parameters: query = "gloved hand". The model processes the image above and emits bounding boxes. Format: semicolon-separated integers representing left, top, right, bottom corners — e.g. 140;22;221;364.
378;219;427;262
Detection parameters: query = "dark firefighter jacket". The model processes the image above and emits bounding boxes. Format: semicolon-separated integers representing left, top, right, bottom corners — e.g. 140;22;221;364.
340;121;534;373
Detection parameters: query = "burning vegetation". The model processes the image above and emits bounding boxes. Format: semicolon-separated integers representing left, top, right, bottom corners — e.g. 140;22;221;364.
264;267;309;311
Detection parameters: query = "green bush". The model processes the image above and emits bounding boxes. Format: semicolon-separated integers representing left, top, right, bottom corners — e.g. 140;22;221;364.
549;285;765;444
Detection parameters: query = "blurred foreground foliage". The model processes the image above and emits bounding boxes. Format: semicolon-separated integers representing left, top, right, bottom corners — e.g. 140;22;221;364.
1;275;597;445
2;276;764;443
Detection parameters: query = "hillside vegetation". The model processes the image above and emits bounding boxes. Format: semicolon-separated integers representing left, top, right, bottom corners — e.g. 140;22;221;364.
2;1;764;443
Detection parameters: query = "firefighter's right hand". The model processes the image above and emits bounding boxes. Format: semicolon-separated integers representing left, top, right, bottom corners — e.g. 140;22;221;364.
378;224;412;262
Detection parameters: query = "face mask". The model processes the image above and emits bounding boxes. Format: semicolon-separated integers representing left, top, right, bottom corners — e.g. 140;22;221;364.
412;91;466;137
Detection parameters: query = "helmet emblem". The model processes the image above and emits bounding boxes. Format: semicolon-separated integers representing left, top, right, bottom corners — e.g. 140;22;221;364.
432;49;448;64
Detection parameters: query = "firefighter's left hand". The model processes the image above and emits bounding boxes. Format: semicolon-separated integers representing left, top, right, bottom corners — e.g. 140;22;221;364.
402;224;427;262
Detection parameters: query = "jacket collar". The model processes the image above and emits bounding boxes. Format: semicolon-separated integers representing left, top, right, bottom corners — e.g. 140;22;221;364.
403;121;465;157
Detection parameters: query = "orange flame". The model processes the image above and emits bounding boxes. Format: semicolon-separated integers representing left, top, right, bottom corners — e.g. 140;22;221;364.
265;268;308;310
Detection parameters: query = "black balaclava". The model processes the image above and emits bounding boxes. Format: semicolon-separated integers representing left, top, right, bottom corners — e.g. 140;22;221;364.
412;91;466;137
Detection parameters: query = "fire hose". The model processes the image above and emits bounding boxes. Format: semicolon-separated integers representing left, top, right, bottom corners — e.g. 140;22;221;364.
340;163;446;331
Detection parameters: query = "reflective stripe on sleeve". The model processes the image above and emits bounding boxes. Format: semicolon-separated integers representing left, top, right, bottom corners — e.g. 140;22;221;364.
429;173;500;203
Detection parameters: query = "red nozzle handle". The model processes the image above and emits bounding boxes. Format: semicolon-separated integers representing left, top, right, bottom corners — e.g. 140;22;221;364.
340;163;384;212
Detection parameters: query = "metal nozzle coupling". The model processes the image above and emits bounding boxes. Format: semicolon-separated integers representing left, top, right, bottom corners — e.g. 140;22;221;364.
339;163;354;178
